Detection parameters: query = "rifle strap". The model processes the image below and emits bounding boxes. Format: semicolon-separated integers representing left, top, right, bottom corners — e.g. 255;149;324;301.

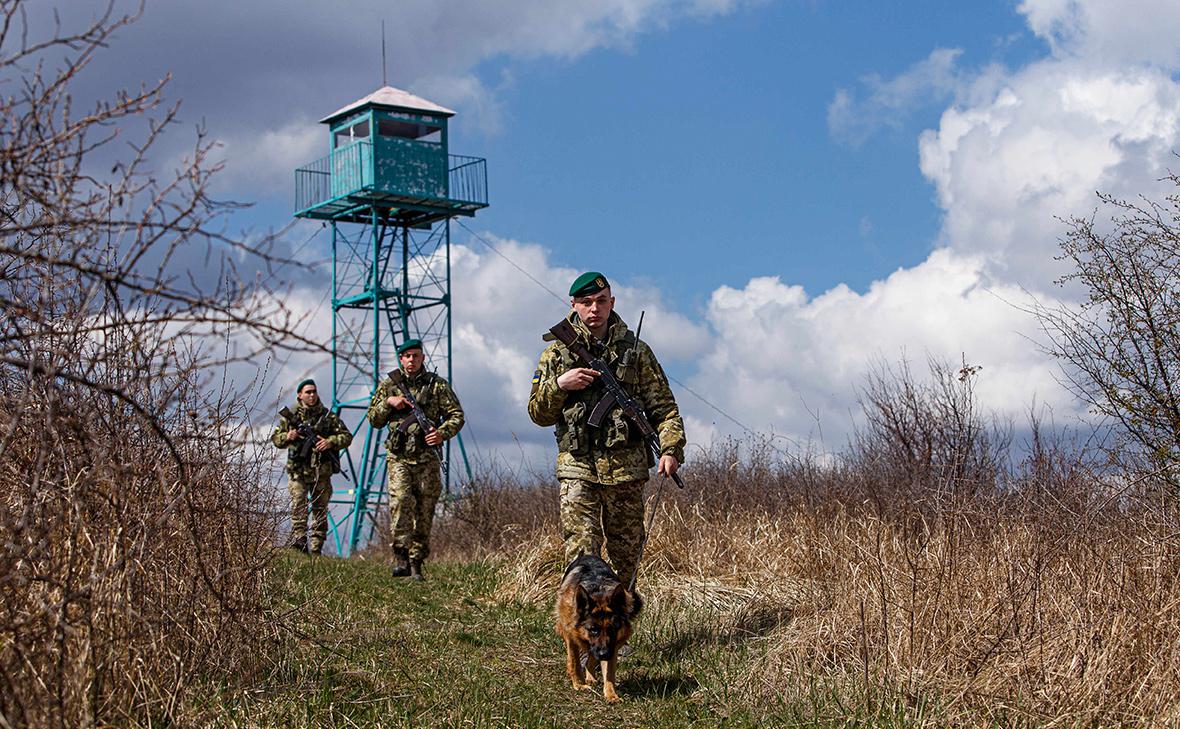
629;473;669;593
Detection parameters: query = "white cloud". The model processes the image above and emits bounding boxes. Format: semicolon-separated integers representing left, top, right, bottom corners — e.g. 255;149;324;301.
63;0;760;169
1018;0;1180;68
828;47;965;145
686;249;1079;449
918;60;1180;286
212;119;324;196
699;0;1180;450
130;0;1180;469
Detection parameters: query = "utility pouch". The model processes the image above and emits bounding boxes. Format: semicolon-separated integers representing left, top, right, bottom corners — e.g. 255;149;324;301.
616;348;639;386
388;426;409;455
604;407;630;449
559;401;589;456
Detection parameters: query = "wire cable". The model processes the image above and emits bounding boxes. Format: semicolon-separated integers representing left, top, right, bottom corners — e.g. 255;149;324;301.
457;220;568;305
455;221;772;443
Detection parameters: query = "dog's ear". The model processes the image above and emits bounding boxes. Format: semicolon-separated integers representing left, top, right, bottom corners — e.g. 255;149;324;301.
628;589;644;619
575;584;591;616
608;584;628;614
611;585;643;618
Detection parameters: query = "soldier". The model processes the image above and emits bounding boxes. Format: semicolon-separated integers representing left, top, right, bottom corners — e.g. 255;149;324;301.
367;339;465;581
528;272;686;586
271;378;353;556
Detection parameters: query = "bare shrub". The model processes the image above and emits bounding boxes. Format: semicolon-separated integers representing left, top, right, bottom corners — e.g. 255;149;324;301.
0;4;313;724
432;465;559;561
851;356;1009;504
470;358;1180;723
1035;176;1180;485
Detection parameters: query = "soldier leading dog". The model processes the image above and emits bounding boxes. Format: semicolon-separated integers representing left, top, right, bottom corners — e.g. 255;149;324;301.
555;555;644;702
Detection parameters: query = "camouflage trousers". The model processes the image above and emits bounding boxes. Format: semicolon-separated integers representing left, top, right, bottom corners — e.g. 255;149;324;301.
559;478;647;586
289;467;333;552
389;460;442;562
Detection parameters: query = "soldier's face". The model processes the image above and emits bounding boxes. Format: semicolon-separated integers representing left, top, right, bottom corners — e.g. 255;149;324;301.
298;385;319;407
400;348;424;375
571;289;614;332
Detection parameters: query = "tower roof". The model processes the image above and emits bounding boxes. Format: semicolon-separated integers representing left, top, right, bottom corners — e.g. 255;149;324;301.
320;85;455;124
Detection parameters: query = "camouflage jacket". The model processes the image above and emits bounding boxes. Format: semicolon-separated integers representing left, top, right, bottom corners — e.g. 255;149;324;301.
528;311;686;485
367;369;465;465
270;401;353;479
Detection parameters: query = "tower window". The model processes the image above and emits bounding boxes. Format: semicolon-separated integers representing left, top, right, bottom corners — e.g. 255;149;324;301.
378;118;441;144
334;120;371;148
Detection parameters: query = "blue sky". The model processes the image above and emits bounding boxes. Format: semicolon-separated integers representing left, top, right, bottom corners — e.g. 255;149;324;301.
467;1;1041;304
60;0;1180;465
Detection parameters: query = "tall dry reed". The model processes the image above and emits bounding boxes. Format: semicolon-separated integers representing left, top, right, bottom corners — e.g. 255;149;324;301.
435;365;1180;725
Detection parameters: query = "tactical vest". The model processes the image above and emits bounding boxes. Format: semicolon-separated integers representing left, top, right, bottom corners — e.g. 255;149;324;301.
554;330;648;459
285;405;340;473
385;372;440;458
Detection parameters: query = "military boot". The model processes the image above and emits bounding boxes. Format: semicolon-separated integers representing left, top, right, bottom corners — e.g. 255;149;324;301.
410;559;425;582
391;548;411;577
289;536;308;553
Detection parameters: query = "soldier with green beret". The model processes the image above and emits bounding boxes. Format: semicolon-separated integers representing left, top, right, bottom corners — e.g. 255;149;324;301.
271;378;353;555
367;339;465;581
528;272;686;586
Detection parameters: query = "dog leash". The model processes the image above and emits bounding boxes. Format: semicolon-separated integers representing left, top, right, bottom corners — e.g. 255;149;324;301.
628;469;671;592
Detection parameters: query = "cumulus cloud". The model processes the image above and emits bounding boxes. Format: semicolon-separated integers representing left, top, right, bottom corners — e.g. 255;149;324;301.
686;250;1080;449
56;0;759;197
211;119;324;196
828;48;966;145
700;0;1180;449
259;0;1180;463
918;48;1180;287
1018;0;1180;68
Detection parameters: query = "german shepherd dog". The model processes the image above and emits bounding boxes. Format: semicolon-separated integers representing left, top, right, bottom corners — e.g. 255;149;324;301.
555;555;644;702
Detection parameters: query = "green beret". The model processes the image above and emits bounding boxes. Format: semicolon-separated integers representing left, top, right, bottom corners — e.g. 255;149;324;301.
569;271;609;298
296;378;317;393
396;339;423;355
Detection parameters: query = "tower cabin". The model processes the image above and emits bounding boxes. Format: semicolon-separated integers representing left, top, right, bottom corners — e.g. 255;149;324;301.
294;85;488;227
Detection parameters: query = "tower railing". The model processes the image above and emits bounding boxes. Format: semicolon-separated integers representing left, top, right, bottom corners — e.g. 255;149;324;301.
295;147;487;216
448;155;488;206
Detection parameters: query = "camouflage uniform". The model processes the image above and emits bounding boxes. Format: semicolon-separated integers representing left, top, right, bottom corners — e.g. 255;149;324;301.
528;311;686;585
367;369;465;562
271;401;352;553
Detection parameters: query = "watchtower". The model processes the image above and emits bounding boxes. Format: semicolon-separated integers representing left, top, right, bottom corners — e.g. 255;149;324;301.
294;85;488;556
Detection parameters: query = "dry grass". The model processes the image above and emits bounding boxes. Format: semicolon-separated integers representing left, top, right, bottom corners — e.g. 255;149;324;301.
0;376;281;727
435;406;1180;725
0;4;306;723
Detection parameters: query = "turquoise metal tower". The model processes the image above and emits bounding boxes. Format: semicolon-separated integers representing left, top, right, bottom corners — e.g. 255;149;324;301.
294;86;488;556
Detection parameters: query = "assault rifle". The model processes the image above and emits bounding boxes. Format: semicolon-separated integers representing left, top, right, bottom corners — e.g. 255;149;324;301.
548;318;685;489
279;406;341;473
388;369;445;462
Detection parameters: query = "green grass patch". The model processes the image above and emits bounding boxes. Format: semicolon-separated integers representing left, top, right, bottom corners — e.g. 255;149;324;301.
188;552;935;728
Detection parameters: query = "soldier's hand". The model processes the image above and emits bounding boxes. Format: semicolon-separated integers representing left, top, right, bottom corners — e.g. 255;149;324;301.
424;429;443;447
286;429;299;442
557;367;599;391
658;455;679;478
387;395;410;409
313;436;333;452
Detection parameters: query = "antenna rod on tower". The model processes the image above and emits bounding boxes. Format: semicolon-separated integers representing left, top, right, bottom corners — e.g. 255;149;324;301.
381;20;387;86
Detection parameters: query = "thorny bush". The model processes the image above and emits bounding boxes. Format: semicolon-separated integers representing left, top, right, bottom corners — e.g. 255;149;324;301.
0;3;317;724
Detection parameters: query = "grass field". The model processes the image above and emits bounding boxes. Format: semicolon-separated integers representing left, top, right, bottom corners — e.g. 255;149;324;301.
191;552;919;728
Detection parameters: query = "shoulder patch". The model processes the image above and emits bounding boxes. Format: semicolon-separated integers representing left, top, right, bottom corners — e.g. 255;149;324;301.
530;368;542;398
